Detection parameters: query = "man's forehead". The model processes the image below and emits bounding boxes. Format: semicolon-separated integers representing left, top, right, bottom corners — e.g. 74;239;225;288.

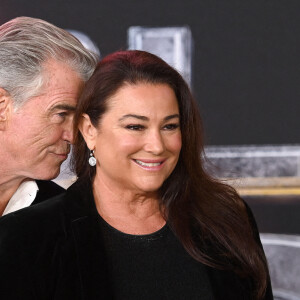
14;96;77;117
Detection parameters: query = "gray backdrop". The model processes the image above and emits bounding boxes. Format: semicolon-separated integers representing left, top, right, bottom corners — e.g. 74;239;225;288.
1;0;300;145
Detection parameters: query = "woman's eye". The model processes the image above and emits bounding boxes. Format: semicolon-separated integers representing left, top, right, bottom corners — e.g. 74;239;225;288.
163;123;180;130
125;124;145;131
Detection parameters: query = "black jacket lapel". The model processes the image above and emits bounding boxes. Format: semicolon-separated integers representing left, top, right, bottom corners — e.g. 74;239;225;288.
71;215;112;299
64;179;113;299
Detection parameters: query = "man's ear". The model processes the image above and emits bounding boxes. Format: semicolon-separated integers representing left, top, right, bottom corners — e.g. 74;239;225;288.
0;88;13;131
78;113;98;150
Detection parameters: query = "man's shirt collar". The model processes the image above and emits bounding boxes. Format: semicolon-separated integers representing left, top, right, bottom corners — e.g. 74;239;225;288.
3;180;39;215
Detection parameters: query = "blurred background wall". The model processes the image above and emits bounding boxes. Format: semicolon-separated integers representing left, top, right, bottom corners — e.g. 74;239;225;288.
2;1;300;297
1;0;300;146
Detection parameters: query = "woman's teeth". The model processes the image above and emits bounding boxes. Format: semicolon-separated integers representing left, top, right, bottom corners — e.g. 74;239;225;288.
135;160;162;167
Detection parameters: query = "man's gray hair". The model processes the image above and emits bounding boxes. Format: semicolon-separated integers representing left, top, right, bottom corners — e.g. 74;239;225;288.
0;16;99;108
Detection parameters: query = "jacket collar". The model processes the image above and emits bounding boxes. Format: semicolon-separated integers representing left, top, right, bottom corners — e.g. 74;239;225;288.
64;178;98;219
64;178;113;299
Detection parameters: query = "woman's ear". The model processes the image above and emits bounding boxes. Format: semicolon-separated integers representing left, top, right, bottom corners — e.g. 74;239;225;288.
78;113;98;150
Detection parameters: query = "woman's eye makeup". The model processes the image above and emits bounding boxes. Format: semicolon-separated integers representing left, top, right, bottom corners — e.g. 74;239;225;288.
163;123;180;130
125;124;145;131
124;123;180;131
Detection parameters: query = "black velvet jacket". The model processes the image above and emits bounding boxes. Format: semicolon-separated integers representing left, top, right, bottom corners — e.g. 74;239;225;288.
34;180;65;205
0;179;273;300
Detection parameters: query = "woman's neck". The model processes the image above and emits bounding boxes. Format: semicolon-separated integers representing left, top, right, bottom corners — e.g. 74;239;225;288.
92;175;166;235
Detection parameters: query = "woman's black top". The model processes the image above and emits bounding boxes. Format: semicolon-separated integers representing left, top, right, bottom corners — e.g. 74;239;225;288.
0;178;273;299
99;216;214;300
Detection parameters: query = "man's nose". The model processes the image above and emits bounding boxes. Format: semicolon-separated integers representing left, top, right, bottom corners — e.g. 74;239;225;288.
143;130;165;155
62;120;74;144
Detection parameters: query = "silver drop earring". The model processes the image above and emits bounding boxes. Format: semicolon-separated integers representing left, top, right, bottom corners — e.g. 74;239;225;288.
88;150;97;166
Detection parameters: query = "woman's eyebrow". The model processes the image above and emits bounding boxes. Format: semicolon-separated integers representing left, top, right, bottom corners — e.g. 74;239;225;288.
118;114;148;121
119;113;180;122
164;114;180;121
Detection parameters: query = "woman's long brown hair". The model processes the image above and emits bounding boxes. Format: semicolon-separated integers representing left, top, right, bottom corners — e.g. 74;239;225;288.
72;50;269;299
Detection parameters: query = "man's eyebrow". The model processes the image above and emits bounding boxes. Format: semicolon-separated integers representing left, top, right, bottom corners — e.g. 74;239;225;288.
118;113;180;122
50;104;76;112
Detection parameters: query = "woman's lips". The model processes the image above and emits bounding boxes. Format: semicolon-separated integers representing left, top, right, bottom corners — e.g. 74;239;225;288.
133;159;165;170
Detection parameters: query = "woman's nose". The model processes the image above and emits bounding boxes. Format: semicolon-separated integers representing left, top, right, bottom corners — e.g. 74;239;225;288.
143;130;165;155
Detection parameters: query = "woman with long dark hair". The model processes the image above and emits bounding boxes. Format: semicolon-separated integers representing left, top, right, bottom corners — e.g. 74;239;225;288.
71;50;272;299
0;50;273;299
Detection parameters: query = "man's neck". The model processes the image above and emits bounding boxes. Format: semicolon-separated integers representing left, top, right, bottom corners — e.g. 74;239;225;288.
0;177;26;216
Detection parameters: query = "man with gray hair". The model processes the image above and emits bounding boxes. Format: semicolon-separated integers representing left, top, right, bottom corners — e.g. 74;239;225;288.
0;17;98;216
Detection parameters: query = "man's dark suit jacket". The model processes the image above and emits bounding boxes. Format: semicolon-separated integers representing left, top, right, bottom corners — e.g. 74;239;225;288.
34;180;65;205
0;179;273;300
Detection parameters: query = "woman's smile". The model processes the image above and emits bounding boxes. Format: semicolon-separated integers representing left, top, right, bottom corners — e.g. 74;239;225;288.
132;158;165;170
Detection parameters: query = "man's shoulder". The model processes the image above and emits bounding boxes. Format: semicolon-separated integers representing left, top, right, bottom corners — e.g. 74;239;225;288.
0;178;91;239
33;180;65;205
0;193;66;239
36;180;65;193
0;194;69;295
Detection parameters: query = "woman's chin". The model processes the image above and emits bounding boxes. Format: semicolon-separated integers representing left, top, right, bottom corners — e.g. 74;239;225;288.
133;182;163;194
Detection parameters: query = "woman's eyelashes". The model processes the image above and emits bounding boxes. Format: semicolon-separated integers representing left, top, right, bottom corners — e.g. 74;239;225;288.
124;123;180;131
163;123;180;130
125;124;145;131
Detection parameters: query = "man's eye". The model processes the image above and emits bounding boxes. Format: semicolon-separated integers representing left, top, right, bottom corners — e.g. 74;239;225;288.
57;112;67;118
163;123;180;130
125;124;145;131
52;112;68;123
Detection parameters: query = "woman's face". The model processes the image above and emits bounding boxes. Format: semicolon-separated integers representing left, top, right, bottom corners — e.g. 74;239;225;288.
86;83;182;194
